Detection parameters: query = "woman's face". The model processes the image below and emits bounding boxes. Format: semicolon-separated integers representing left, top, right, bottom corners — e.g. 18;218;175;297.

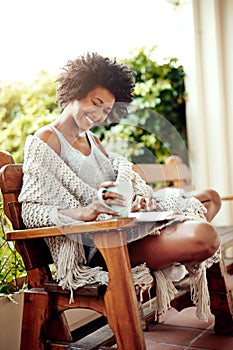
70;86;115;131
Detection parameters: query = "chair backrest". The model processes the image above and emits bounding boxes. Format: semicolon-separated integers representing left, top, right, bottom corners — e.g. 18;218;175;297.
0;150;53;288
133;157;192;191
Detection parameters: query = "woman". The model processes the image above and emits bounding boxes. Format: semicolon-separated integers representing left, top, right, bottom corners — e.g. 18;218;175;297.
19;52;221;320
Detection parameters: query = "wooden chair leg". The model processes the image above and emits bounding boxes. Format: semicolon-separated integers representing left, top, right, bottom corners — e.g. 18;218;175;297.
207;261;233;335
20;289;51;350
46;311;73;342
94;230;146;350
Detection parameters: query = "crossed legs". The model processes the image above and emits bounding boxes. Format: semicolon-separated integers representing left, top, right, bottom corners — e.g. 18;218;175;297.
128;189;221;270
90;189;221;271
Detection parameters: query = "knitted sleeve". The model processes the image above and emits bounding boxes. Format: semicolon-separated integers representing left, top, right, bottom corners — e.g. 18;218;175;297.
108;152;153;198
21;202;59;228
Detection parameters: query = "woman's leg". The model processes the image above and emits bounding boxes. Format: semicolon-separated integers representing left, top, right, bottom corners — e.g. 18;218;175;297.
127;220;220;270
191;189;222;222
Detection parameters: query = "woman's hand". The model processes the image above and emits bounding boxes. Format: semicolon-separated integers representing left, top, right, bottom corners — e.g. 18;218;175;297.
131;195;163;212
59;181;126;222
87;181;127;220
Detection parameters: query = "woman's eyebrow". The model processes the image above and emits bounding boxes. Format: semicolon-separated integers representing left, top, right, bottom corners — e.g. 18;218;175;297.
93;97;104;104
93;97;113;112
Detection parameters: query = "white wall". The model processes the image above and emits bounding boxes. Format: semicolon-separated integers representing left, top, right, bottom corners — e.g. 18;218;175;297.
185;0;233;224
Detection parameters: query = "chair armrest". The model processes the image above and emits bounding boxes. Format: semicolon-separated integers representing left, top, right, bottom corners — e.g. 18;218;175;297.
221;196;233;201
6;217;137;241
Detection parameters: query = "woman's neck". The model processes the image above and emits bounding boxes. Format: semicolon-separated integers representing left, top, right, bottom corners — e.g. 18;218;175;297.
54;109;84;139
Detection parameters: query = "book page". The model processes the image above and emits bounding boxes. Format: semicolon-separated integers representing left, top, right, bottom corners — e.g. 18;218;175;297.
128;211;186;222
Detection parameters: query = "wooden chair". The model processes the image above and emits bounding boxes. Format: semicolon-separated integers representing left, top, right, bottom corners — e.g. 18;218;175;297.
0;150;148;350
1;150;233;350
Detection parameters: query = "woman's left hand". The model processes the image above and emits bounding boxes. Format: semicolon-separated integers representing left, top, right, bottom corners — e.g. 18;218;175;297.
131;195;162;212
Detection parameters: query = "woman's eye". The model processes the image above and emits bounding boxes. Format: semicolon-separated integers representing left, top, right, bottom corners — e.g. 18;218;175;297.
92;101;100;107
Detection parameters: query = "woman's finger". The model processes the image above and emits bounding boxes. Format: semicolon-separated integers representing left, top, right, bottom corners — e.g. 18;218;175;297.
100;181;117;188
102;190;125;201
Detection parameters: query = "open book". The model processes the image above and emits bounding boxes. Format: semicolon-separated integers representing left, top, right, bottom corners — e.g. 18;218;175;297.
128;211;186;222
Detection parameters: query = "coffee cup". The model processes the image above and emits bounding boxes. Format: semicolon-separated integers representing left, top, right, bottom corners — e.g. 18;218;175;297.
97;181;133;218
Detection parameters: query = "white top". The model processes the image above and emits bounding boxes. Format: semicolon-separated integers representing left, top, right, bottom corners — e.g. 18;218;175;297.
49;125;116;188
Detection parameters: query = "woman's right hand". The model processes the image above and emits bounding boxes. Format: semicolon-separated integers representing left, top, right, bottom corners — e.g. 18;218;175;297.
86;181;126;220
60;181;126;222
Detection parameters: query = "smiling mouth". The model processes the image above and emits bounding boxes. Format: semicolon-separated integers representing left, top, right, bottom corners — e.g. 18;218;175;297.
85;114;94;124
85;114;101;125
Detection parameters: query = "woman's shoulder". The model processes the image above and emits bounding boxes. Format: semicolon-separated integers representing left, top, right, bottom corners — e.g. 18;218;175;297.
34;125;61;154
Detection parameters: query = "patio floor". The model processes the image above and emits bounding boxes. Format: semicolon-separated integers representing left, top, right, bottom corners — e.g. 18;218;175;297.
142;306;233;350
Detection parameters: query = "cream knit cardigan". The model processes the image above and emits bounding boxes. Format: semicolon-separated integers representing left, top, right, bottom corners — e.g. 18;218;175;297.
19;135;219;321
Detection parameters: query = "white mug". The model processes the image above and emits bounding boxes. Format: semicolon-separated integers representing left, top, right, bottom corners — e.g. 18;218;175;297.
97;181;133;218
